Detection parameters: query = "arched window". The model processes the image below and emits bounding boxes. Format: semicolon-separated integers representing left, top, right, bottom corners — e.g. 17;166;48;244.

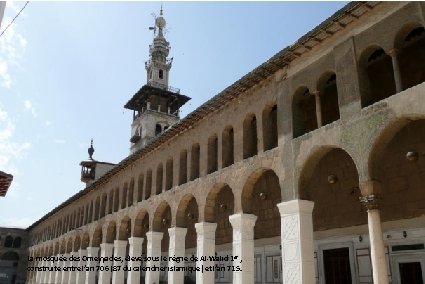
262;104;278;150
207;134;218;174
4;236;13;247
317;72;340;126
359;46;396;107
159;69;164;79
165;157;173;191
243;114;258;158
179;150;187;185
222;127;234;168
156;164;163;194
190;143;200;180
396;25;425;90
12;237;21;248
155;124;162;136
292;87;317;138
145;169;152;199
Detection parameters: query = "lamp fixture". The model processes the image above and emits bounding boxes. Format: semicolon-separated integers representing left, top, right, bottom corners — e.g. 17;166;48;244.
327;174;338;184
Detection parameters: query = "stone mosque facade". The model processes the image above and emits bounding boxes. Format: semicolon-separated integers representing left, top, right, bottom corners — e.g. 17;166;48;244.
24;2;425;284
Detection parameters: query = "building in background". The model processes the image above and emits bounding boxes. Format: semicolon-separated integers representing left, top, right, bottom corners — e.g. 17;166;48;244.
22;2;425;284
0;228;28;284
0;2;6;30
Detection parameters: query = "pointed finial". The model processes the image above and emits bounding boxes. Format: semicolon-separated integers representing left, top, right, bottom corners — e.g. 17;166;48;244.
160;4;163;16
88;139;95;160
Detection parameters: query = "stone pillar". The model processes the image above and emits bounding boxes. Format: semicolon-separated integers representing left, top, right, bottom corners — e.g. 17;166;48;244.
168;227;187;284
277;200;315;284
195;222;217;284
35;258;44;283
145;231;163;284
389;48;403;93
313;91;323;128
360;195;390;284
112;240;127;284
48;254;58;284
68;251;79;284
127;237;144;284
43;257;52;284
229;214;257;284
98;243;114;284
85;247;99;284
76;249;87;284
54;254;63;283
61;253;70;284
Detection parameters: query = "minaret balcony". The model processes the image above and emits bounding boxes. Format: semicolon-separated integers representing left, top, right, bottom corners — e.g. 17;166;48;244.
81;165;95;182
147;81;180;94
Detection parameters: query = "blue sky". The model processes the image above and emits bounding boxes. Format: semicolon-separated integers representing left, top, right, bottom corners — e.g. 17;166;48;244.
0;1;346;228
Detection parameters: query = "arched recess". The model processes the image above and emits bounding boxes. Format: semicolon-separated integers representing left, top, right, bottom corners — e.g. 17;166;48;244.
145;170;152;199
243;114;258;159
369;119;425;222
118;216;131;241
94;196;100;221
12;237;21;248
241;169;281;239
1;251;19;261
262;104;278;151
207;134;218;174
190;143;200;181
100;193;107;218
359;46;396;108
128;178;135;206
395;23;425;90
66;238;73;254
292;86;317;138
205;184;234;245
137;173;144;202
166;157;173;191
81;232;90;250
106;221;117;244
4;236;13;247
134;210;149;255
152;201;171;252
176;194;199;249
299;147;365;231
92;225;102;247
179;150;188;185
222;126;234;168
317;72;340;125
156;163;163;195
114;188;120;212
121;183;128;209
108;191;113;215
73;235;81;252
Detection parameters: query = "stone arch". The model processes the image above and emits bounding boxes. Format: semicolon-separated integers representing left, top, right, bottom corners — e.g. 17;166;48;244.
106;221;117;243
241;168;281;239
205;183;234;245
4;236;13;247
299;147;364;231
91;225;102;247
1;251;19;261
176;194;199;249
359;45;396;107
243;113;258;159
73;235;81;251
262;103;278;151
118;216;131;241
222;125;234;168
292;86;317;138
394;22;425;90
369;118;425;222
152;201;171;252
12;237;21;248
133;210;149;254
81;232;90;250
316;71;340;126
66;238;73;253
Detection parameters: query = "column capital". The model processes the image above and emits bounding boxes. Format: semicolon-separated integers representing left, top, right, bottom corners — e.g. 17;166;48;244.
86;246;99;254
359;180;382;196
360;194;381;210
113;240;127;248
388;48;399;57
146;231;164;241
78;249;87;255
311;90;321;96
229;213;257;229
100;242;114;250
128;236;144;247
195;222;217;235
277;199;314;215
168;226;188;237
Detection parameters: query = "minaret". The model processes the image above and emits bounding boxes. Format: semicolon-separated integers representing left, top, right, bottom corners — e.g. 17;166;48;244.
80;140;116;186
124;7;190;154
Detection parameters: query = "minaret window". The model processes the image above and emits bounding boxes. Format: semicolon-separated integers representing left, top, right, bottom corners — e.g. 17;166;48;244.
155;124;162;135
159;69;164;79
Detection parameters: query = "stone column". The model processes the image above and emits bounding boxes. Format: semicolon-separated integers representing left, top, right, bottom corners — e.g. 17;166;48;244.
277;199;315;284
360;195;389;284
145;231;163;284
76;249;87;284
98;243;114;284
127;237;144;284
313;91;323;128
35;258;44;283
195;222;217;284
44;257;53;284
49;254;59;284
112;240;127;284
168;227;187;284
54;254;63;283
68;251;79;284
229;214;257;284
388;48;403;93
85;247;99;284
61;253;70;284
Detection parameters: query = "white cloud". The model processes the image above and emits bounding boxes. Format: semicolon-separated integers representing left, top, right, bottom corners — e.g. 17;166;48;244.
53;139;66;144
0;14;27;88
23;99;37;117
0;106;31;175
44;120;52;127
